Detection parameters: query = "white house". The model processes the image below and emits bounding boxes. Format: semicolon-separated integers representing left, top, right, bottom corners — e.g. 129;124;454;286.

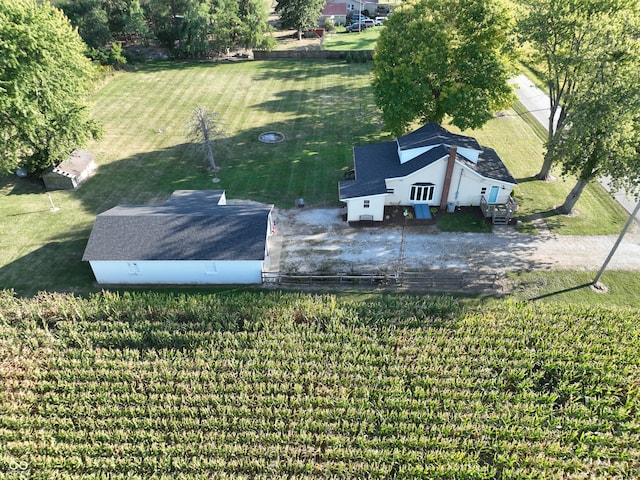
82;190;275;285
339;123;518;223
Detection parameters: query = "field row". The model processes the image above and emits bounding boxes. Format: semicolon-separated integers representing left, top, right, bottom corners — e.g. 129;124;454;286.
1;292;639;478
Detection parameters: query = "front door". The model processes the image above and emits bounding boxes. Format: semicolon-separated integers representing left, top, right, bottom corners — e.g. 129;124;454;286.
488;186;500;203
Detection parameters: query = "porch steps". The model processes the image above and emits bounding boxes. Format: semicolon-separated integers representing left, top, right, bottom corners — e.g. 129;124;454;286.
492;206;510;225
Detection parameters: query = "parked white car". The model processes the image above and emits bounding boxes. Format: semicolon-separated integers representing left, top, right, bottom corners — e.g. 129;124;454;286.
374;16;387;26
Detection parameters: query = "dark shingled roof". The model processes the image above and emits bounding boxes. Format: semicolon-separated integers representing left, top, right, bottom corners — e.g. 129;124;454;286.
463;146;517;185
340;142;449;199
339;125;517;200
397;123;481;151
82;191;272;262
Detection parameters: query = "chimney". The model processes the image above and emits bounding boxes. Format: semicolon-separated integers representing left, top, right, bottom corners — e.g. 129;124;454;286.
440;146;457;209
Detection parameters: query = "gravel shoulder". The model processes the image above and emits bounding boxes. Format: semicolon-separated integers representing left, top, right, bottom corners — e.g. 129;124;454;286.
272;207;640;274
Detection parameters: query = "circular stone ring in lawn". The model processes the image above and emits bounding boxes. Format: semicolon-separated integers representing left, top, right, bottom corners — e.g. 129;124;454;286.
258;132;285;143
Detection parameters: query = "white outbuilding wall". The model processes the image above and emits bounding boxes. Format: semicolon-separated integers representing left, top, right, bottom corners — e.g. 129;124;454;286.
344;194;387;222
88;259;264;285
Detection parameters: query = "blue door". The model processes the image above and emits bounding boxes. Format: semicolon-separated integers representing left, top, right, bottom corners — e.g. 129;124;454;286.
488;186;500;203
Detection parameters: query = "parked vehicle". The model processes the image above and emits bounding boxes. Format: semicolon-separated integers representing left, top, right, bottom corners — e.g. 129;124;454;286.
362;19;375;27
374;16;387;26
349;15;368;24
346;22;369;32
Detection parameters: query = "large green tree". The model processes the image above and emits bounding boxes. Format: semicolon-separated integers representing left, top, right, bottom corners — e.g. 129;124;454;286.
372;0;515;136
237;0;274;51
275;0;325;40
57;0;112;49
553;14;640;214
0;0;101;175
176;0;212;57
124;0;150;42
517;0;639;181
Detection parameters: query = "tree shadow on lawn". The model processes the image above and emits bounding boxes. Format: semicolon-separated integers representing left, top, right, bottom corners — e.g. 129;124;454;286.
0;238;97;297
0;174;47;196
74;142;215;215
77;113;361;214
125;60;229;74
251;87;383;145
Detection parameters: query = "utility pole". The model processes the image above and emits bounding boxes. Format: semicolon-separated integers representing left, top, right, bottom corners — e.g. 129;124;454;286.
593;200;640;288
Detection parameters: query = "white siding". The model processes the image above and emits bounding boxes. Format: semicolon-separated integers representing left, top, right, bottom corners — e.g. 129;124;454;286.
344;195;386;221
385;160;448;206
88;260;264;285
398;145;435;164
445;164;514;206
398;145;481;165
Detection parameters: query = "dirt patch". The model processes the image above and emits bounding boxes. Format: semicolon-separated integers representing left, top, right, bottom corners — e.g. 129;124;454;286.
273;207;640;275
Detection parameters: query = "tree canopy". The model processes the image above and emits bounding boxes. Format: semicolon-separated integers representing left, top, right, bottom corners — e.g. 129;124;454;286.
372;0;515;136
517;0;640;214
552;11;640;213
275;0;325;40
0;0;101;175
57;0;274;59
517;0;640;182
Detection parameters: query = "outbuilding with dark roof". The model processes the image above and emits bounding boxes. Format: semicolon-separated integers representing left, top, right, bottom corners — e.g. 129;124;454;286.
82;190;275;285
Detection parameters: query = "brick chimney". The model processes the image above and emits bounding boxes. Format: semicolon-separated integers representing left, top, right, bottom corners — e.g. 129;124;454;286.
440;146;457;209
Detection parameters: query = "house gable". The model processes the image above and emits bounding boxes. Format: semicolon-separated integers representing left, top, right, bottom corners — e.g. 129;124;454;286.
339;142;449;200
397;123;483;164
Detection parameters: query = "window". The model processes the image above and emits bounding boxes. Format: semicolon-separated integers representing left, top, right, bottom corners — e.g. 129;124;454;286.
363;200;370;208
386;188;395;194
205;262;217;275
127;262;139;275
410;183;435;202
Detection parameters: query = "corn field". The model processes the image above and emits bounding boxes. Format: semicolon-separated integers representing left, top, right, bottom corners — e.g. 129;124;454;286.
0;291;638;479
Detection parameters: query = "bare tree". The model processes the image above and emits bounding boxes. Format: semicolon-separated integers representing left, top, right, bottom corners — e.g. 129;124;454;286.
187;106;225;172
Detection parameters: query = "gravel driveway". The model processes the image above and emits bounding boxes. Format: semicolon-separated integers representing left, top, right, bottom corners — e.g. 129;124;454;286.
271;207;640;275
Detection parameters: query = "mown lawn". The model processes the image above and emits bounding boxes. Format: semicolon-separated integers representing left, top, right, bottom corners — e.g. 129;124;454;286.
323;27;382;51
0;60;381;295
445;116;630;236
0;59;635;296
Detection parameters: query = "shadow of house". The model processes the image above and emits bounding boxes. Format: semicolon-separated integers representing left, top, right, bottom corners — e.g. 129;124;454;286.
82;190;276;285
42;150;97;191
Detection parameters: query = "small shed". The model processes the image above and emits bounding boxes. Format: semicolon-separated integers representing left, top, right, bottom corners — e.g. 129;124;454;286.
42;150;97;190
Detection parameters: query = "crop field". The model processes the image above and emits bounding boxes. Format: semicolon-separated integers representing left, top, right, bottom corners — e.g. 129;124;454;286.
1;291;639;478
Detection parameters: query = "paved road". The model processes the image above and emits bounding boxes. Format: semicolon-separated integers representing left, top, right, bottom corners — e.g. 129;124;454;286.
509;74;640;222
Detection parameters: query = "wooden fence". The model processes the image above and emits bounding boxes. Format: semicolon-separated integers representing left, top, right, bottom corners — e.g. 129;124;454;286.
263;272;397;287
253;50;374;61
263;270;502;292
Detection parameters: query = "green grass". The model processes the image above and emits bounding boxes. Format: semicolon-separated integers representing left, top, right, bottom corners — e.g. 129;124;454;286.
445;113;630;236
323;27;382;50
506;270;640;308
0;61;381;296
436;211;493;232
2;291;638;478
84;61;380;210
0;60;634;297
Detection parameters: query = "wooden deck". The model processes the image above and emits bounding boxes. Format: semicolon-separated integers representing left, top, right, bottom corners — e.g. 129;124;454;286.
480;195;518;225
